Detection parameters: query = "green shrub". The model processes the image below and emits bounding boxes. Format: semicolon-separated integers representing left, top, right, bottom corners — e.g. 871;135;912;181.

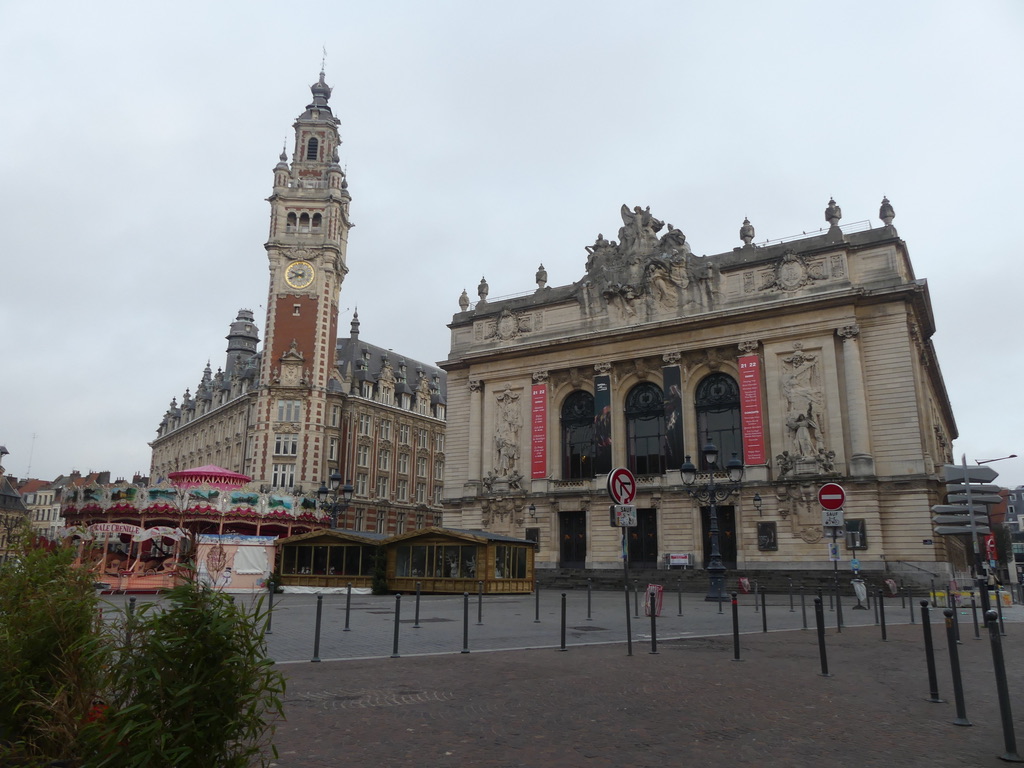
0;532;106;765
96;578;285;768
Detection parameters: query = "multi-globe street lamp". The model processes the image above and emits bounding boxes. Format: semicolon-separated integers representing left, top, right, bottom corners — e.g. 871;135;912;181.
680;443;745;602
317;471;354;530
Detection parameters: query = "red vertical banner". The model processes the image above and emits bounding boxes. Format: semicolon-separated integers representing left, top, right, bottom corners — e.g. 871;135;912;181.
531;383;547;479
738;355;765;465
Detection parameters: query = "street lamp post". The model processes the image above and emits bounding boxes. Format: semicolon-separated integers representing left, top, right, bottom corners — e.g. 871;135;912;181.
680;443;745;602
317;472;354;530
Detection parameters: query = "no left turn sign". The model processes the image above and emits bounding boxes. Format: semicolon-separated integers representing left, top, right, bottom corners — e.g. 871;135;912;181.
607;467;637;505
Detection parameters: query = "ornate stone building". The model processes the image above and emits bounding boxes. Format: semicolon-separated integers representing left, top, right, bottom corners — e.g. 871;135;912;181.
441;199;960;576
150;73;447;535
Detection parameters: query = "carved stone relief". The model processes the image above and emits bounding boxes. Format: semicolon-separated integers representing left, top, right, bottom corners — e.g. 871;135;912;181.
775;483;824;543
476;307;536;342
745;251;830;294
581;205;717;323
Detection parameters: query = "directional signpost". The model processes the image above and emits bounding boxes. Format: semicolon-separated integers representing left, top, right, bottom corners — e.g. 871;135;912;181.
935;459;1000;617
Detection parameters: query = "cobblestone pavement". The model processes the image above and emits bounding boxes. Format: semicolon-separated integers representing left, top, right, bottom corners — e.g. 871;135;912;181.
257;591;1022;768
101;590;1024;766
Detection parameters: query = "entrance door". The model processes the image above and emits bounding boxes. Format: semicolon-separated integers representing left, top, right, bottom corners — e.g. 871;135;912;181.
700;505;736;569
559;510;587;569
627;508;658;569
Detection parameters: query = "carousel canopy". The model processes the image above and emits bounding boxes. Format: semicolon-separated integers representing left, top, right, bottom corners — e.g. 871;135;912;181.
167;465;252;490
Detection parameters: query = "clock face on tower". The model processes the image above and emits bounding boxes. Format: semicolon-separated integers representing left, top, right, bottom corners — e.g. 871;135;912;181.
284;260;315;289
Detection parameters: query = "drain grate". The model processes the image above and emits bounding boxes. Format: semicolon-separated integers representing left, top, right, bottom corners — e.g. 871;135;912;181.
571;625;608;632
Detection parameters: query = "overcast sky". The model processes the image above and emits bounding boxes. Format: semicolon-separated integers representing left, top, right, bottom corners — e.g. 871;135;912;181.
1;1;1022;489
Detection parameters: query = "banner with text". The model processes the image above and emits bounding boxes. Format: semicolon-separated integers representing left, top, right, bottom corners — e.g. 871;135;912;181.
531;383;547;479
738;355;766;465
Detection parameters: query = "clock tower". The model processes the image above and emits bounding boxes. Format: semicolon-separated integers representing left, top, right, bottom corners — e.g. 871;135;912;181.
250;71;353;490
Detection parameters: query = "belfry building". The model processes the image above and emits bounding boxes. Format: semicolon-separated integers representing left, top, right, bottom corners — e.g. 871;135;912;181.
441;200;961;578
150;73;447;535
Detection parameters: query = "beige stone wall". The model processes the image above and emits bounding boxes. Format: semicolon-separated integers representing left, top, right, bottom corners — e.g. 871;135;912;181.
442;218;957;575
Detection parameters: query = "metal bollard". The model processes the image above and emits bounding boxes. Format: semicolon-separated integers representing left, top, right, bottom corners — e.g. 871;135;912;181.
477;581;484;626
930;579;937;608
633;579;639;618
920;600;943;703
900;581;906;609
754;581;760;613
971;592;981;639
789;580;795;612
461;592;470;654
623;579;633;657
649;587;658;654
943;609;971;727
995;588;1006;636
413;581;422;629
986;609;1022;762
587;578;593;621
731;592;742;662
814;597;830;677
311;594;323;663
344;582;352;631
835;587;843;632
390;594;402;659
761;590;768;633
266;581;274;634
800;585;807;630
534;579;541;623
908;585;915;624
678;577;683;617
878;589;887;642
559;592;568;652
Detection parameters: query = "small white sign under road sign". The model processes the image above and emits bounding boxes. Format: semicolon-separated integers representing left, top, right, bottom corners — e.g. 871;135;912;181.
822;508;845;528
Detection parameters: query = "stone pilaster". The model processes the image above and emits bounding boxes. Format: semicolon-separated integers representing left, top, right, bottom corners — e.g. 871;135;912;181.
837;325;874;476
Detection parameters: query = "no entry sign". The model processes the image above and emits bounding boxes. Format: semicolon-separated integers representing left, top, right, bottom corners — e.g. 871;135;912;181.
606;467;637;505
818;483;846;511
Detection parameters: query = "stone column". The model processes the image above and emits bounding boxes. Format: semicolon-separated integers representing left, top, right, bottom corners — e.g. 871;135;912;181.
468;380;483;484
837;325;874;476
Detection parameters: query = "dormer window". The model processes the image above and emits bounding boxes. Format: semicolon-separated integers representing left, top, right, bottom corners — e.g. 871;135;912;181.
306;137;319;161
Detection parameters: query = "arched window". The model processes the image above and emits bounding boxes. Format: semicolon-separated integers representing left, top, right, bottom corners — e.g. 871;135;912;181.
560;391;594;479
625;383;665;476
312;212;322;230
286;212;297;232
306;137;319;161
695;373;742;470
299;212;310;232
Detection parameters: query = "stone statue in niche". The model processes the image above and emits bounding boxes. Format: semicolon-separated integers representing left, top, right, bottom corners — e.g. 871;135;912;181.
493;385;522;476
781;347;826;462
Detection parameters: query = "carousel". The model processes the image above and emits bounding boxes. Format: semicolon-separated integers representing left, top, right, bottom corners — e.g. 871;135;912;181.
60;465;330;594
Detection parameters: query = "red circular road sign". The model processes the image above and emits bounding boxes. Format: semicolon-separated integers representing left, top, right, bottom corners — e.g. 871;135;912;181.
606;467;637;505
818;482;846;511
